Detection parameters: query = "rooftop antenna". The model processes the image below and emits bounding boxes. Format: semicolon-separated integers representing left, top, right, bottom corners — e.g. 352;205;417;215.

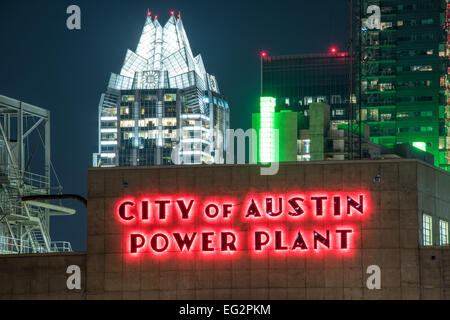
260;51;267;96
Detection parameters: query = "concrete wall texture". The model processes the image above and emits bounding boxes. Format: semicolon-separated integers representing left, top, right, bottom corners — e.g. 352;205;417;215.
1;159;449;299
0;253;86;299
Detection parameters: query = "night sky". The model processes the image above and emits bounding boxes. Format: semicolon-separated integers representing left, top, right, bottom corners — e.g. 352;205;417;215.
0;0;348;251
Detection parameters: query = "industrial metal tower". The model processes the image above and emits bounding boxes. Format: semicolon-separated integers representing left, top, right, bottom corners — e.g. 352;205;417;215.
0;95;73;254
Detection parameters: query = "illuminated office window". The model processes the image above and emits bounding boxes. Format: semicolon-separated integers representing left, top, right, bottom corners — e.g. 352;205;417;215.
423;214;433;246
439;220;449;245
121;95;135;102
120;107;130;115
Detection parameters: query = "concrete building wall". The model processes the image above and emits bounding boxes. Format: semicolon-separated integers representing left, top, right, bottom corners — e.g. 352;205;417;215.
0;253;86;300
417;162;450;246
82;159;449;299
1;159;450;300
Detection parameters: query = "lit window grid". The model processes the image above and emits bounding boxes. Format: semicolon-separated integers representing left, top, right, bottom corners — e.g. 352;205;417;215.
101;116;117;121
101;132;117;140
101;128;117;133
261;109;275;117
120;120;136;128
186;49;197;70
195;56;206;76
259;97;276;163
120;118;172;128
98;15;228;167
162;20;181;58
195;73;207;92
134;71;161;90
101;141;118;146
181;114;209;121
180;138;211;144
117;17;210;91
196;55;206;72
439;220;449;245
260;128;274;163
100;153;116;158
136;20;157;59
423;214;433;246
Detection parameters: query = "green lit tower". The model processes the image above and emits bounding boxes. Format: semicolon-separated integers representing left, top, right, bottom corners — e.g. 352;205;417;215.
360;0;450;170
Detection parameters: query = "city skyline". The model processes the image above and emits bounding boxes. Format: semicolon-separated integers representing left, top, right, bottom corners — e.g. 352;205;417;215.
0;0;348;251
2;0;450;304
95;11;230;167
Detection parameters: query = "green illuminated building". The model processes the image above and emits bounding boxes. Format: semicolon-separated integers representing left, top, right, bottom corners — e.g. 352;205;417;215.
253;101;364;163
252;107;299;163
360;0;450;170
252;100;435;164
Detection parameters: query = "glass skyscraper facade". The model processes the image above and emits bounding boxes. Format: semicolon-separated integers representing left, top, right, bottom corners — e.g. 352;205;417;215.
360;0;450;170
256;52;359;162
262;52;354;122
94;12;230;167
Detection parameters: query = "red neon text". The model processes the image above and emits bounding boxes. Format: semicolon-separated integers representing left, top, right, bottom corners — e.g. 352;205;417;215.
117;192;370;258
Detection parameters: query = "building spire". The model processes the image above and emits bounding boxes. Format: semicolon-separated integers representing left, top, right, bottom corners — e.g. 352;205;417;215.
122;12;213;90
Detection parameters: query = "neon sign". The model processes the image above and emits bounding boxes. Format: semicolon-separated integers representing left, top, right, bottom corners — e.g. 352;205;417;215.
116;191;370;258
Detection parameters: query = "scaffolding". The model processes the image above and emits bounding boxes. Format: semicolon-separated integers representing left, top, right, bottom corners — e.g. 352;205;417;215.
0;95;73;254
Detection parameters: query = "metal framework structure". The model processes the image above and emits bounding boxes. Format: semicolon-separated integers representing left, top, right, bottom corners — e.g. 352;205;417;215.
0;95;72;254
347;0;363;160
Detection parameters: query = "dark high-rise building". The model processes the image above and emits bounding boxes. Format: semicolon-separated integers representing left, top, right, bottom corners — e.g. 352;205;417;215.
261;52;354;122
94;11;230;167
359;0;449;170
